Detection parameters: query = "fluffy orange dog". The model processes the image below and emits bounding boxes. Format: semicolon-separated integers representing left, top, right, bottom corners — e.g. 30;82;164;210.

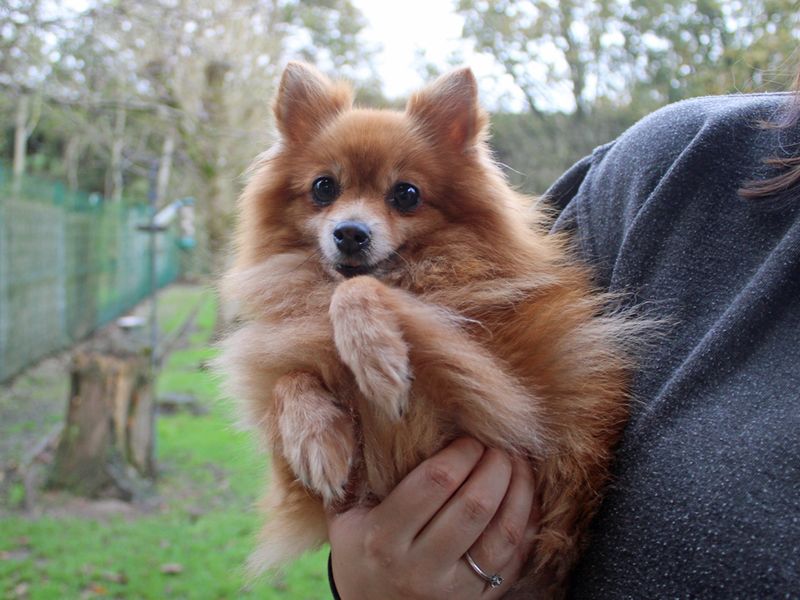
219;62;633;596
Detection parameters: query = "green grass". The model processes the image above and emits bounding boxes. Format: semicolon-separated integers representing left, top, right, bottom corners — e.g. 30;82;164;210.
0;285;330;599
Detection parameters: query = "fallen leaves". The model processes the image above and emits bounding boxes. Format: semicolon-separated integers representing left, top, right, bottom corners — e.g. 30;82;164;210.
160;562;184;575
0;549;31;561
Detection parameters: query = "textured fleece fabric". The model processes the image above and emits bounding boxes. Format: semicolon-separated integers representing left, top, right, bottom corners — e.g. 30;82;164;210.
548;93;800;598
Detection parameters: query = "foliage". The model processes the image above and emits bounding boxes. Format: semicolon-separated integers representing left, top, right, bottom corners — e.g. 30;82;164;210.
458;0;800;116
489;107;639;195
0;0;63;90
458;0;800;194
619;0;800;107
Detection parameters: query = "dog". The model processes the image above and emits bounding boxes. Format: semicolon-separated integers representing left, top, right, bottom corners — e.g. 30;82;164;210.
218;61;635;596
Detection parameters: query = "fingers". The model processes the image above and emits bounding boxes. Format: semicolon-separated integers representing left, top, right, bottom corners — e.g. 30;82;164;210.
366;437;486;547
414;447;513;564
471;457;536;569
479;528;536;600
325;444;539;600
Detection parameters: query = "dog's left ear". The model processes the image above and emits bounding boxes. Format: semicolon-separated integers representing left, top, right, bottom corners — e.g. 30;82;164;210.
273;62;353;142
406;68;485;152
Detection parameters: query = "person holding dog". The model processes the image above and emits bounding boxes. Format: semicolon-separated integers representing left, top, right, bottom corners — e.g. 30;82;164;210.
326;73;800;598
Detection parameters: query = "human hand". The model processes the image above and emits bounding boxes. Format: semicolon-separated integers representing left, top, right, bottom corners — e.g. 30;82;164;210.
326;438;539;599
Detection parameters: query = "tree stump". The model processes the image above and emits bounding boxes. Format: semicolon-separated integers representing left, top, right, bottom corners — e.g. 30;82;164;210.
48;345;155;500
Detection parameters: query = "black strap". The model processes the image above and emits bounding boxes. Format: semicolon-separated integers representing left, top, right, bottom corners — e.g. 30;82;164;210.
328;551;342;600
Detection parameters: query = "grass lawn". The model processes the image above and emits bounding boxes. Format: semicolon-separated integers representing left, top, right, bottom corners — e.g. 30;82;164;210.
0;285;330;599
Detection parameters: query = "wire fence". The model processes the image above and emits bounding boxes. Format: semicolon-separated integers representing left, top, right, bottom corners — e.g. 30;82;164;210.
0;165;182;382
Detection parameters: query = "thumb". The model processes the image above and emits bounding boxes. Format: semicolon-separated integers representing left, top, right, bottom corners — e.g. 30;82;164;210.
325;503;370;536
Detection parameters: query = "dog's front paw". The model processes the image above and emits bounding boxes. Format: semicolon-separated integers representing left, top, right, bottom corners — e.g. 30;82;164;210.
348;344;411;422
275;373;356;504
330;277;412;422
285;409;355;504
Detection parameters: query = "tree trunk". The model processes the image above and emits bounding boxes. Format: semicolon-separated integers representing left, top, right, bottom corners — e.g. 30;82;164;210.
156;127;176;205
108;105;126;201
201;60;234;339
48;349;155;499
64;135;82;190
12;93;30;193
206;171;233;340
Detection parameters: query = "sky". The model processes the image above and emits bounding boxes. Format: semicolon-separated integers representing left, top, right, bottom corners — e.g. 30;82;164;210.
352;0;466;97
351;0;526;109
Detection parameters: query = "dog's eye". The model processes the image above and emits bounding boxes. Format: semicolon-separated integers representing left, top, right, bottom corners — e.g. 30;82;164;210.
390;182;421;213
311;176;339;206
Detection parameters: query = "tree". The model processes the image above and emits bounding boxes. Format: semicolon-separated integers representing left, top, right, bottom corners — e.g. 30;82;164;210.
3;0;376;283
94;0;373;269
0;0;64;187
458;0;800;117
620;0;800;107
41;0;375;270
458;0;625;118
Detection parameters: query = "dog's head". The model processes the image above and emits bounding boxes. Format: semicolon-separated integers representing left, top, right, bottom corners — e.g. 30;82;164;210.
237;62;522;281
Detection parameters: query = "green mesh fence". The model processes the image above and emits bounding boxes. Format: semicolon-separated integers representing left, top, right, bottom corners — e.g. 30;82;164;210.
0;165;182;382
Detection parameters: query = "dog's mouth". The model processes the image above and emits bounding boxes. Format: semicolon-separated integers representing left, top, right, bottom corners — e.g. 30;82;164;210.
335;263;374;278
332;249;404;279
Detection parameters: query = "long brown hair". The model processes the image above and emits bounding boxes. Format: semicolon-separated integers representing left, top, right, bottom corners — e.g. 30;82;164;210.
739;67;800;199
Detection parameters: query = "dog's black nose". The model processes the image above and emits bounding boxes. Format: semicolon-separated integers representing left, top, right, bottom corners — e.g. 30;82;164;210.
333;221;371;255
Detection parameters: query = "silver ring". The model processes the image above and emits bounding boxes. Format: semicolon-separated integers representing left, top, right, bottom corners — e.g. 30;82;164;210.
464;551;503;589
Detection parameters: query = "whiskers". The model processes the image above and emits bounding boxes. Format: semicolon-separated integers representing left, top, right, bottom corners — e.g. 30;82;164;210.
390;248;413;272
291;247;323;274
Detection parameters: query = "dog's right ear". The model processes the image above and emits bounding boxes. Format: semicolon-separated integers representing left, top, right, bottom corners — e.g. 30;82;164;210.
273;62;353;143
406;68;485;153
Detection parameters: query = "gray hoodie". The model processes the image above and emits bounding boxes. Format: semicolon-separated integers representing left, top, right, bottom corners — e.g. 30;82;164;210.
549;92;800;598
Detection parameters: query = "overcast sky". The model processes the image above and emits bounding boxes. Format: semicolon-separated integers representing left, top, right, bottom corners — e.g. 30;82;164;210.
352;0;465;96
352;0;526;109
